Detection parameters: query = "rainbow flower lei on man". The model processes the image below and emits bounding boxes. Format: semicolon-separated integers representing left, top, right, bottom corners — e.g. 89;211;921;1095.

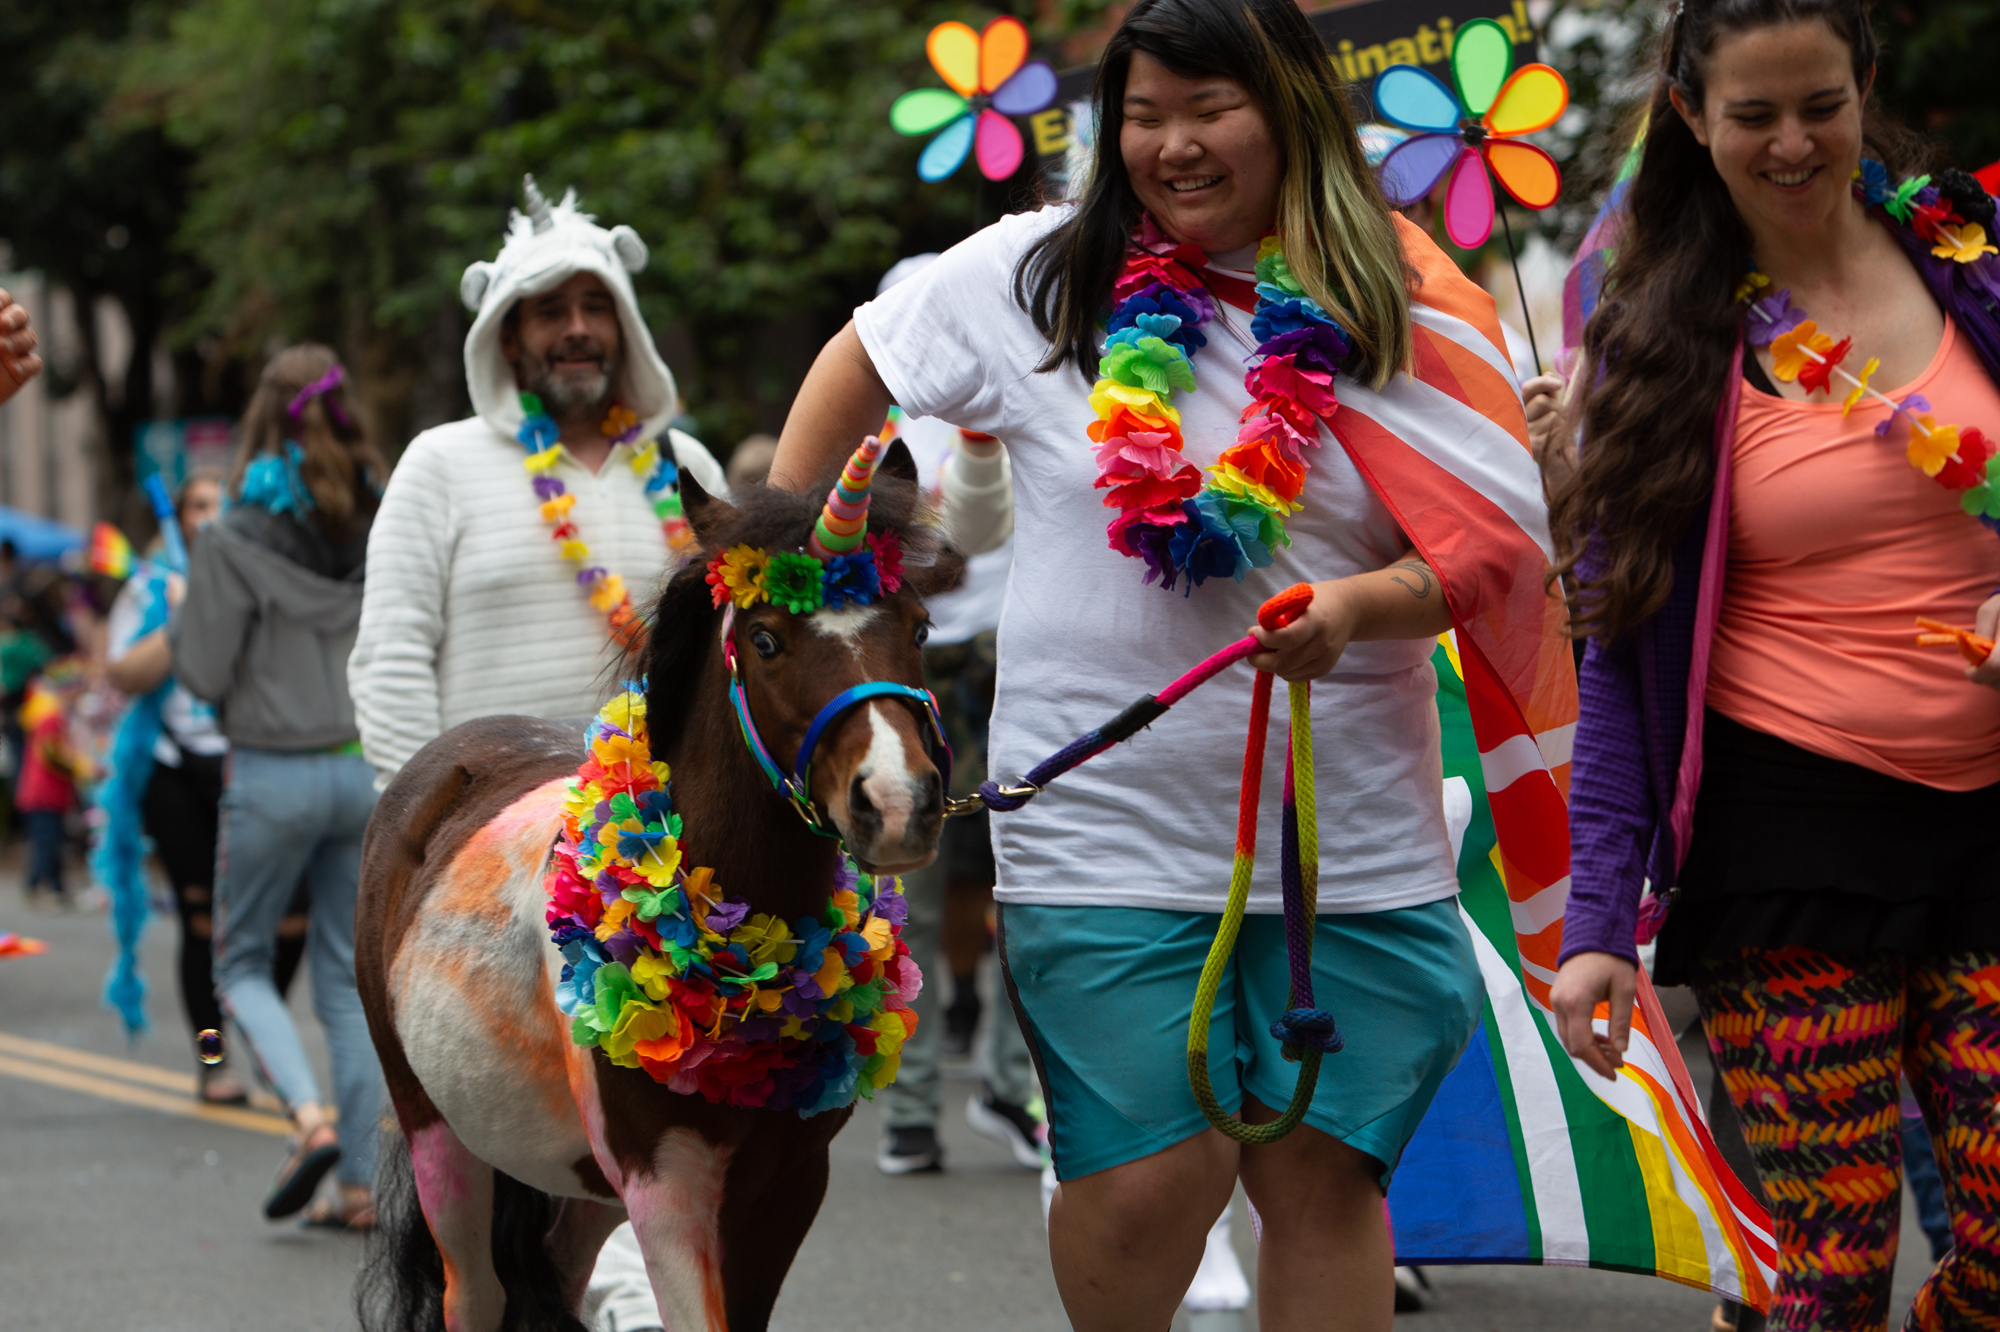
519;393;695;649
1088;218;1352;593
544;690;921;1116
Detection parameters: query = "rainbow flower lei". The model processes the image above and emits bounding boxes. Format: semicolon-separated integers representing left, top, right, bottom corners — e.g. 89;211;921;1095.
544;689;921;1115
1088;218;1352;593
1738;162;2000;532
519;393;696;649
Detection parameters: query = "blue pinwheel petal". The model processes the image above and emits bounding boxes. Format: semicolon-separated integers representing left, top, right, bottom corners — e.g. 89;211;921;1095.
918;114;977;182
1377;133;1463;208
1373;64;1463;133
991;60;1058;115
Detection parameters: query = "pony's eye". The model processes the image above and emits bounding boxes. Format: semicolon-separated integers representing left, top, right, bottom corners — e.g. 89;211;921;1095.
914;622;931;648
751;628;781;659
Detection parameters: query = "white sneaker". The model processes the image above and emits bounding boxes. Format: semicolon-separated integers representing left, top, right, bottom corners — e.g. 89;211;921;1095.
1182;1201;1252;1312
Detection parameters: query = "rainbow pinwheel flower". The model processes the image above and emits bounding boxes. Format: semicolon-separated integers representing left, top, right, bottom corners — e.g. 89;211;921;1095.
890;17;1057;182
1371;19;1569;249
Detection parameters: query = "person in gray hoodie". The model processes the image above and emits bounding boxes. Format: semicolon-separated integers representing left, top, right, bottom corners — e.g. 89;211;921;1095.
171;344;386;1229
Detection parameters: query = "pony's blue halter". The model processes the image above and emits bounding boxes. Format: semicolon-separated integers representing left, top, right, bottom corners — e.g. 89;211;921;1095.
720;606;952;838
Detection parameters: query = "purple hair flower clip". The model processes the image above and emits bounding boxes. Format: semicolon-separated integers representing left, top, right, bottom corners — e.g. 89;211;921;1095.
287;364;353;425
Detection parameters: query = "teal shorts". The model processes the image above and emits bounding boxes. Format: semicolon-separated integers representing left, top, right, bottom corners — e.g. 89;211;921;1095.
999;898;1483;1184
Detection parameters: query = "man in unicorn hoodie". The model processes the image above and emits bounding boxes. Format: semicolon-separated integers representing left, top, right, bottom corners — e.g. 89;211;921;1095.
350;179;722;1332
350;175;726;790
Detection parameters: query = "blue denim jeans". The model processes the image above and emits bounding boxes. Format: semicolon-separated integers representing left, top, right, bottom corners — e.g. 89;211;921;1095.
22;809;64;894
212;748;383;1186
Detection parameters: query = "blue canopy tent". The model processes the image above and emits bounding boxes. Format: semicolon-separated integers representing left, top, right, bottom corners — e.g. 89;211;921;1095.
0;505;86;563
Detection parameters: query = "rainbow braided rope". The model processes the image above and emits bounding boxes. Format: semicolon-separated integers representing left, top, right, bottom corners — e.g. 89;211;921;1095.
1090;221;1352;593
545;689;921;1115
519;394;696;649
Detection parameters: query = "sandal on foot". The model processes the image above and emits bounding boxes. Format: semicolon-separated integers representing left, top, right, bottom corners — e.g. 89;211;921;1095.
197;1066;249;1107
263;1131;341;1220
299;1197;375;1231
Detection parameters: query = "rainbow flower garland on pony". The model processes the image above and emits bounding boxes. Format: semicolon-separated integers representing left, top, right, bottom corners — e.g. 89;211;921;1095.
519;392;696;649
1088;218;1352;593
1737;162;2000;531
544;690;921;1116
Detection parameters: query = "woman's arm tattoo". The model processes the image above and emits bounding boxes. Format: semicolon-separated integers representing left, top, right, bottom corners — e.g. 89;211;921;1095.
1389;558;1435;600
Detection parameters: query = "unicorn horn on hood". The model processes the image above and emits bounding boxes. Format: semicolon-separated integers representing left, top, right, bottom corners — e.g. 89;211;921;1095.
806;435;888;562
522;174;554;233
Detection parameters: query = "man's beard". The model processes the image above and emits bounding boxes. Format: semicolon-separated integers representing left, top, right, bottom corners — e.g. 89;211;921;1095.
519;337;622;423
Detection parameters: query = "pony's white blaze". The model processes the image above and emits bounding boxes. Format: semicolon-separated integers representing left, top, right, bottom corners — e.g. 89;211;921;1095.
393;779;595;1199
623;1128;734;1332
807;602;884;652
856;701;929;851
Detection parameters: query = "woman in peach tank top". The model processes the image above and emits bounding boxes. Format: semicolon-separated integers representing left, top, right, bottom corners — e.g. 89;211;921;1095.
1545;3;2000;1328
1707;314;2000;788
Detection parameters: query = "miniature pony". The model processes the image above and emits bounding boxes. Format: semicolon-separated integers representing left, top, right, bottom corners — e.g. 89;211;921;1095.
355;443;959;1332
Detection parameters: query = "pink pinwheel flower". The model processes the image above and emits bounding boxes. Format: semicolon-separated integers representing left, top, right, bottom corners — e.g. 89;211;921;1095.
1371;18;1568;249
889;18;1058;182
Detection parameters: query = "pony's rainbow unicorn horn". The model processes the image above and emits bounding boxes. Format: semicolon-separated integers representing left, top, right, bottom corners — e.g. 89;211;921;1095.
806;434;887;561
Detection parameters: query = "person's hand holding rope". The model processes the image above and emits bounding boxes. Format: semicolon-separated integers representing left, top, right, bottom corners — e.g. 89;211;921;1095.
1247;546;1454;680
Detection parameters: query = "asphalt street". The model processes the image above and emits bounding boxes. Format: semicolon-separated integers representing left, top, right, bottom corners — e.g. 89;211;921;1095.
0;867;1935;1332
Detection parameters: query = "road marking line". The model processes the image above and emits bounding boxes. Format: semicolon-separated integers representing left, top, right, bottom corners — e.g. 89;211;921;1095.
0;1030;290;1116
0;1049;293;1135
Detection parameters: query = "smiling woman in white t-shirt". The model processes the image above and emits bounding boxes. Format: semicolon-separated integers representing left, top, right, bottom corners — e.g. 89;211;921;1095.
771;1;1550;1326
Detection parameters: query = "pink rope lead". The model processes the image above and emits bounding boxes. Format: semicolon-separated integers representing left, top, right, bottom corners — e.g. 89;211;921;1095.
963;584;1313;814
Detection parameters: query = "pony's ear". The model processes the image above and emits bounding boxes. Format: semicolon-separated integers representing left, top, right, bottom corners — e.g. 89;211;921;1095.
880;439;919;485
643;564;713;757
905;543;966;598
679;469;734;542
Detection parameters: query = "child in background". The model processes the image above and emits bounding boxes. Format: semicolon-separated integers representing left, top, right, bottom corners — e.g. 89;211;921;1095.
17;662;93;906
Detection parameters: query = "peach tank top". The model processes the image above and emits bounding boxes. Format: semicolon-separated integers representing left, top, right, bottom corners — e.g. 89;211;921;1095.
1707;317;2000;790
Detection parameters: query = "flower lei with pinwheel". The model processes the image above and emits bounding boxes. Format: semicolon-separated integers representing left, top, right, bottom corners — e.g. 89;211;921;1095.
1088;219;1352;593
519;393;697;650
545;690;921;1116
1737;162;2000;532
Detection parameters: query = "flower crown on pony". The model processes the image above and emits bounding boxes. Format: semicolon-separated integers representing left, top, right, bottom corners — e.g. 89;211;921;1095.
704;435;908;613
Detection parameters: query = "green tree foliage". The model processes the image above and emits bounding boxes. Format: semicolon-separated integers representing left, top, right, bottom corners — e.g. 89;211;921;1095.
126;0;1016;452
0;0;196;525
1874;2;2000;173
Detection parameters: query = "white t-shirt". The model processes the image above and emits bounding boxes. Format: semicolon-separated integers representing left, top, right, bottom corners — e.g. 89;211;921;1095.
856;206;1457;915
107;572;229;767
894;412;1011;645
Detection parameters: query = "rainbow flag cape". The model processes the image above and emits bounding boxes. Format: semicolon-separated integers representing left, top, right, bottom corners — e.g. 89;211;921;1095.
1383;636;1775;1302
1324;220;1773;1304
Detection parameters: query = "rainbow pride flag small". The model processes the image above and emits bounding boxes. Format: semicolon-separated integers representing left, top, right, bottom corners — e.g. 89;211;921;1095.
1387;638;1776;1305
87;522;134;579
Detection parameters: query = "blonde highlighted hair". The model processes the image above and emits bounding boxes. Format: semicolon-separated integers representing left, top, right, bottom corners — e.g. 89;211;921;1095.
1015;0;1412;390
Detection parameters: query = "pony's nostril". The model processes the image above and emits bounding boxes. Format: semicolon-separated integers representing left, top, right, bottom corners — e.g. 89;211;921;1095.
847;773;881;832
920;769;943;816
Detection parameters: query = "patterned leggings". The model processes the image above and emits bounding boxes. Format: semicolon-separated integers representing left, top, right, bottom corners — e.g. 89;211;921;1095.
1693;948;2000;1331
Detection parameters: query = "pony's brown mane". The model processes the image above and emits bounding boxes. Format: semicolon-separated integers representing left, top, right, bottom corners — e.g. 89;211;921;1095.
641;466;948;756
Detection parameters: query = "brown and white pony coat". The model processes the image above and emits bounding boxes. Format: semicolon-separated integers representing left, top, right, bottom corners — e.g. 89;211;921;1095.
354;450;957;1332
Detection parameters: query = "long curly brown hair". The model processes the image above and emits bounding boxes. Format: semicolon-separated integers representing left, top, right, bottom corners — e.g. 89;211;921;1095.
1547;0;1929;641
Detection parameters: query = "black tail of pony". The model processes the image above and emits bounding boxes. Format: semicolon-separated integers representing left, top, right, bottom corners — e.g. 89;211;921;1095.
356;1127;590;1332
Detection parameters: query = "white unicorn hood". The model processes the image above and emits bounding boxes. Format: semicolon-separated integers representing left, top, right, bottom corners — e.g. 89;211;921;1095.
460;176;679;444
